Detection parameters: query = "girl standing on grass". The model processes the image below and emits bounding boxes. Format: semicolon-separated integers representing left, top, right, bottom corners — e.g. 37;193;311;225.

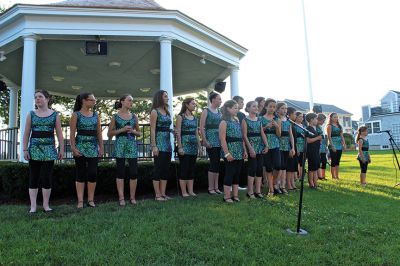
176;97;200;197
276;102;295;194
305;113;322;189
242;101;269;199
219;100;247;203
150;90;172;201
294;112;305;180
260;98;281;196
356;126;370;185
70;92;104;209
23;90;64;213
326;113;346;180
286;107;298;190
200;92;223;195
107;94;141;206
317;113;328;181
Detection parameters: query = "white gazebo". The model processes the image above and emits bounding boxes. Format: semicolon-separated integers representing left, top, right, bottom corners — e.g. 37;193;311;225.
0;0;247;161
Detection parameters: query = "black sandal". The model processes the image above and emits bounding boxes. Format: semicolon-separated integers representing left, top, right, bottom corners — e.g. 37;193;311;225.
208;189;217;195
246;193;255;199
87;200;96;208
254;193;264;198
223;197;234;203
232;197;240;202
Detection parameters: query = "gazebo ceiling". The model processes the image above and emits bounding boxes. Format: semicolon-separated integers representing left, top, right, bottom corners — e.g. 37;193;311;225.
0;39;227;98
51;0;165;10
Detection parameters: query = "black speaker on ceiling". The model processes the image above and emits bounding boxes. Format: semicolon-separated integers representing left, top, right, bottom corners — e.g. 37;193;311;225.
214;81;226;93
313;105;322;114
86;41;107;55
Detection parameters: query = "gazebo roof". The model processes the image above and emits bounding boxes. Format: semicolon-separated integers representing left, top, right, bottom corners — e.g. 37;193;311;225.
50;0;165;10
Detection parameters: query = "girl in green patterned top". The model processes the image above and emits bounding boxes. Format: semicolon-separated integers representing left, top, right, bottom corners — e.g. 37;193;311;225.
22;90;64;213
356;126;370;185
317;113;328;181
176;97;200;197
150;90;172;201
219;100;247;203
276;102;295;194
242;101;268;199
326;113;346;180
260;98;281;196
200;92;223;195
108;94;142;206
70;93;104;209
295;112;305;181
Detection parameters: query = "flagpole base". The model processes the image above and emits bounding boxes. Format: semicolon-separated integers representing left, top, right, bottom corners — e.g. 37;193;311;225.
286;228;308;236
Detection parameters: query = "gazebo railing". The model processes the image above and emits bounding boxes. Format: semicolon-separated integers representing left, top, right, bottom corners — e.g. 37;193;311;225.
0;124;208;162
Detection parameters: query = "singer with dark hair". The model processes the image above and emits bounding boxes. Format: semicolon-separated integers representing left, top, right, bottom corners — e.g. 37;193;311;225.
305;113;322;189
150;90;172;201
255;97;266;116
108;94;141;206
22;90;64;213
286;107;298;190
317;113;327;180
326;112;346;179
356;126;370;185
70;93;104;208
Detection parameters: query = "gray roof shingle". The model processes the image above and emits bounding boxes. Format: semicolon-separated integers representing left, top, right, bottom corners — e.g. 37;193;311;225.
284;99;353;115
50;0;165;10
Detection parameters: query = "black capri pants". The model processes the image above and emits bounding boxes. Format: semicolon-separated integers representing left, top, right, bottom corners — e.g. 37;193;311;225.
307;150;320;171
207;147;221;173
224;159;243;186
264;148;281;172
279;150;289;170
29;160;54;189
329;149;343;167
359;160;369;173
116;158;138;180
248;154;263;177
287;154;298;172
320;153;327;169
74;156;98;183
179;154;197;180
153;151;171;181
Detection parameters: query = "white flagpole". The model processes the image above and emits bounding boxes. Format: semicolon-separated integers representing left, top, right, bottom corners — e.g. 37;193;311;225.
301;0;314;111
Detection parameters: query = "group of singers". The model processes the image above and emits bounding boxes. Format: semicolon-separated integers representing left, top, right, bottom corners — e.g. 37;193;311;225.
23;89;370;212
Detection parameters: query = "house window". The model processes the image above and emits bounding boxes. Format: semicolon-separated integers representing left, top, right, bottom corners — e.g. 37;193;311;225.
366;123;372;134
392;124;400;144
365;120;381;134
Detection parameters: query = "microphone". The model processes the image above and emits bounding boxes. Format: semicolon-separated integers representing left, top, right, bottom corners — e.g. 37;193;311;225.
288;119;315;136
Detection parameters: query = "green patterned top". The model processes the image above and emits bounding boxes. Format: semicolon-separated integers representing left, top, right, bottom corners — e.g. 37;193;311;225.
261;116;280;149
113;114;138;158
317;126;327;154
357;138;370;161
225;119;244;160
330;124;343;150
245;117;265;154
295;125;305;152
155;109;172;152
75;111;99;158
279;119;291;151
28;111;58;161
205;108;222;148
180;115;198;155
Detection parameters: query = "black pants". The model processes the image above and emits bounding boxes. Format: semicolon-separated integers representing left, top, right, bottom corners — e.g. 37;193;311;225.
153;151;171;181
116;158;138;180
179;154;197;180
279;150;289;170
329;149;343;167
287;154;298;172
359;160;369;173
248;154;263;177
29;160;54;189
307;150;320;171
224;159;243;186
320;153;327;169
74;156;98;183
264;148;281;172
207;147;221;173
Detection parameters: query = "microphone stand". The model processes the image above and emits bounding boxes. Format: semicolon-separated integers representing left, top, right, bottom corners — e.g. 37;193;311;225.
286;119;314;236
382;131;400;186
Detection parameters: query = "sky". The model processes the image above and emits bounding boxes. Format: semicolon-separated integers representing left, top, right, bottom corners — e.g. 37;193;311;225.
3;0;400;120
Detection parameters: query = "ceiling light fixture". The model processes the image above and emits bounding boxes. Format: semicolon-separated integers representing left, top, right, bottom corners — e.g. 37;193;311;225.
108;61;121;68
66;65;78;72
52;76;64;82
150;68;160;75
139;88;151;93
0;51;7;62
71;85;82;90
106;89;116;94
200;55;206;65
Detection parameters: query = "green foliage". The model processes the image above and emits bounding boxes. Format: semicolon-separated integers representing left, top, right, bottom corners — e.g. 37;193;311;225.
0;151;400;265
174;91;209;120
343;132;355;148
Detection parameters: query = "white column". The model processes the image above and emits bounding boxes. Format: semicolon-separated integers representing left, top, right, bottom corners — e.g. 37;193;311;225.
159;35;174;157
19;35;38;162
230;66;239;98
8;87;18;128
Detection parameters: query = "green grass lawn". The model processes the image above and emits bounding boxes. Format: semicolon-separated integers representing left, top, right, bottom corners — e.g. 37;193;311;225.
1;151;400;265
